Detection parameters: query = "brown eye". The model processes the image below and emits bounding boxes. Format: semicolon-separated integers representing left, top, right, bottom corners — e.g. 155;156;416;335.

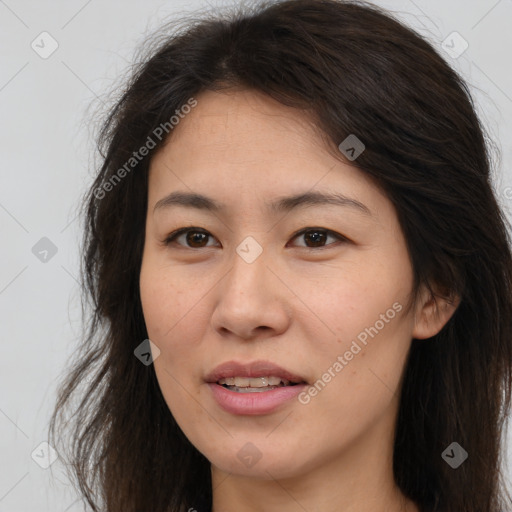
184;230;210;248
303;230;328;247
164;228;218;248
290;228;346;249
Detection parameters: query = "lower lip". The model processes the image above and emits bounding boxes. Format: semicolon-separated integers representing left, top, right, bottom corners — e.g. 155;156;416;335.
207;382;307;415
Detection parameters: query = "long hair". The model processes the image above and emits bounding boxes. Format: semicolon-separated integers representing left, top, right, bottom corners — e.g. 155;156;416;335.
48;1;512;510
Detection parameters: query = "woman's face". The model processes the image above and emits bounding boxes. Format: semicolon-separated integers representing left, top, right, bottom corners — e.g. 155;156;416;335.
139;88;423;482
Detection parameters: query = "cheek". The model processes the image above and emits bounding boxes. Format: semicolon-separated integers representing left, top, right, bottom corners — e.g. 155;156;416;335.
299;258;413;405
140;260;205;348
299;308;412;448
139;259;215;422
140;263;207;425
302;263;410;351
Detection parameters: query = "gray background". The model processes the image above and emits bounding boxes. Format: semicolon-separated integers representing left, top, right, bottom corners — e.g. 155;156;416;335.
1;0;511;510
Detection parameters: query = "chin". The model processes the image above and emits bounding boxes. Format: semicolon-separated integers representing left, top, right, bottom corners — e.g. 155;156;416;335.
205;440;314;480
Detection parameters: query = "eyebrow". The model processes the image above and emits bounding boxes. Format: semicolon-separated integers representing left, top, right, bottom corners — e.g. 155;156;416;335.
153;190;372;216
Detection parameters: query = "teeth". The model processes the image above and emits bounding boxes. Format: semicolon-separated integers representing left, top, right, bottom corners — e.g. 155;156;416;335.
217;376;290;387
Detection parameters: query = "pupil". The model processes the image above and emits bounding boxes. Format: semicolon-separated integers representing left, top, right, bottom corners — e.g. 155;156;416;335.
305;230;326;247
187;231;207;247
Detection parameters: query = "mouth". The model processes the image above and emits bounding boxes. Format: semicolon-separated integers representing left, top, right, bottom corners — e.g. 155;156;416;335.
205;359;308;390
204;360;308;415
216;375;306;393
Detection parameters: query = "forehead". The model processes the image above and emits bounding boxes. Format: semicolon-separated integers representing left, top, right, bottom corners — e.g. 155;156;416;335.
147;88;387;221
160;88;329;160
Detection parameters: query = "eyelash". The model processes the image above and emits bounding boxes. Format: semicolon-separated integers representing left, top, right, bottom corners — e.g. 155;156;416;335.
162;226;348;250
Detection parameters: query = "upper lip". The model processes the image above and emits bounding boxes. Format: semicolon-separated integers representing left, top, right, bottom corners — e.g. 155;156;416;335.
205;360;307;384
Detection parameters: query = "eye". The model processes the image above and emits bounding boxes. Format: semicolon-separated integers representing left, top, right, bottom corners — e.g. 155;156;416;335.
288;227;348;249
163;226;348;250
163;227;218;249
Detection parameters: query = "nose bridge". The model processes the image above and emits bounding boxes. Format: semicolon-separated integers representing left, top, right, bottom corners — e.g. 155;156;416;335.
210;235;290;338
225;235;269;299
235;233;266;269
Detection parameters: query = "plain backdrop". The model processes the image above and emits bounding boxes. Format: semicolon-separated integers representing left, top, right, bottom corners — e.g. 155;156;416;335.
1;0;511;510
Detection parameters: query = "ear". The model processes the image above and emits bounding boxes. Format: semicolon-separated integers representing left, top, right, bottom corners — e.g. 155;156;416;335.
412;283;460;340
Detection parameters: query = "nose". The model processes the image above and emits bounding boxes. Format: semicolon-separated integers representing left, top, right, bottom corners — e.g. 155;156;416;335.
209;243;291;341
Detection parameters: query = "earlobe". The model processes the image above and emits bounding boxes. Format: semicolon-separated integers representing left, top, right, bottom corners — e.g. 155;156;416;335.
412;285;460;340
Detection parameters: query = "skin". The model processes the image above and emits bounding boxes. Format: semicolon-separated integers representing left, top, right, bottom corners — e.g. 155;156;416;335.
139;88;457;512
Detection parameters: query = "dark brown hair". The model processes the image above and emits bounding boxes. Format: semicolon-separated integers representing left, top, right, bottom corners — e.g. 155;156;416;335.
48;1;512;511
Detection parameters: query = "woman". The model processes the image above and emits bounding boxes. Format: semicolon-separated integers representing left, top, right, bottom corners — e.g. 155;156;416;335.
48;1;512;511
